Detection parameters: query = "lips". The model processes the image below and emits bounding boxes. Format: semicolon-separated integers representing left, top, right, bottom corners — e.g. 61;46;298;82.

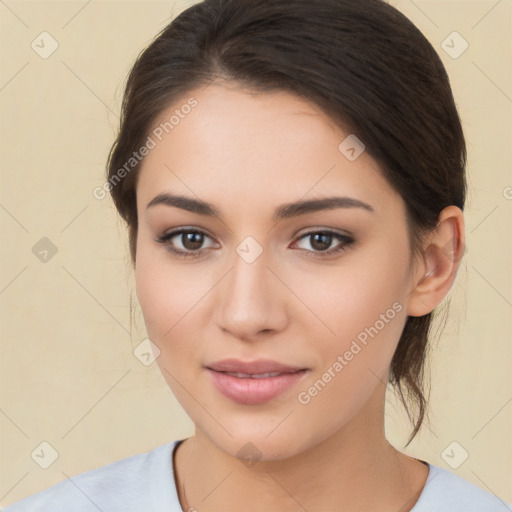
205;358;309;405
205;358;306;375
222;371;283;379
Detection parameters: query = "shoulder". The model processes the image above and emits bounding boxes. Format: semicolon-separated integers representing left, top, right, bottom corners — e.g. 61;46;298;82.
2;441;180;512
412;463;511;512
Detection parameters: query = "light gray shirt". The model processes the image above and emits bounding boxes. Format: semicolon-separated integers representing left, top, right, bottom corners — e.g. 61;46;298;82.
2;440;510;511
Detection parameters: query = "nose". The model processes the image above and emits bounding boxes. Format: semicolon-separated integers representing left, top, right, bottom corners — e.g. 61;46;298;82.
214;243;289;343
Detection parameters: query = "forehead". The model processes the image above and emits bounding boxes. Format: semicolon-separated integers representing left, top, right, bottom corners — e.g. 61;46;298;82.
136;83;400;216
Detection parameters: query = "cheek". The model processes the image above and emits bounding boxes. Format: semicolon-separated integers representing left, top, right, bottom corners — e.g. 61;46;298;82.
134;232;220;377
295;246;409;388
135;235;197;344
298;245;408;336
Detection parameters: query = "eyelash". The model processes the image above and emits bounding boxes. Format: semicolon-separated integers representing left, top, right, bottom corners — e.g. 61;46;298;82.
153;228;355;260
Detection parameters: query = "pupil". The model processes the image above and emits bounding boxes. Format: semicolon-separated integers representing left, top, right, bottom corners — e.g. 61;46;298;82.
183;232;203;250
311;233;331;251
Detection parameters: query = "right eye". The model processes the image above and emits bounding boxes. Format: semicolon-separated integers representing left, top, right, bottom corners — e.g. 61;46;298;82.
154;228;218;259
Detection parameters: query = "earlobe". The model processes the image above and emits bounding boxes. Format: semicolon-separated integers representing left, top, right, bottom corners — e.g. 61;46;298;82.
406;206;465;317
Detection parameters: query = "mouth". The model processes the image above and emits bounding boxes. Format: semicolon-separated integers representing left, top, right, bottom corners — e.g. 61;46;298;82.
219;371;293;379
205;360;309;405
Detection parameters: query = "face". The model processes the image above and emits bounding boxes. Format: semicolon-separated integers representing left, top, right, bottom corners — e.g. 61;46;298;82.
134;82;420;461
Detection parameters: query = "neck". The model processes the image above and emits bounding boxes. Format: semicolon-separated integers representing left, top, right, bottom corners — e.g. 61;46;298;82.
173;383;429;512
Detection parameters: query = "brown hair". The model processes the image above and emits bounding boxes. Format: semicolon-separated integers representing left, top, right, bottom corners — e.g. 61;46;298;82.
106;0;466;445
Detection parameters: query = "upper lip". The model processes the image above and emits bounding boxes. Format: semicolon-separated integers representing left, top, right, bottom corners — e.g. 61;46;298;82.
205;358;307;374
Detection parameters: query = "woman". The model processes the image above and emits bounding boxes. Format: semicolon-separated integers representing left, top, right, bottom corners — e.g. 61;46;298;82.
4;0;508;510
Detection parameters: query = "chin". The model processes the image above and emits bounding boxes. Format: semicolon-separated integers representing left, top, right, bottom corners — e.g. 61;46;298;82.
198;421;317;464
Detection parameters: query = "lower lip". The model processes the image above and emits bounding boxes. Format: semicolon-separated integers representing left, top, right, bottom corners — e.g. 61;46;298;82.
206;369;308;405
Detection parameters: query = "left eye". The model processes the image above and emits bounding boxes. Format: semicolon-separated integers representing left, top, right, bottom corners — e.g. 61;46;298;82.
292;230;354;256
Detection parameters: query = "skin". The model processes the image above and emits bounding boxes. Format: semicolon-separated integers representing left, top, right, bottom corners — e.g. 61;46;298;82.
134;81;465;512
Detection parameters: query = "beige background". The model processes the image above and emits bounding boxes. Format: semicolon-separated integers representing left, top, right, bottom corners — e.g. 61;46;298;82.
0;0;511;507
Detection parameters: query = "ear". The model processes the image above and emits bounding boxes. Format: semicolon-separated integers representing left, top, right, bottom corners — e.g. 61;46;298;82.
407;205;466;317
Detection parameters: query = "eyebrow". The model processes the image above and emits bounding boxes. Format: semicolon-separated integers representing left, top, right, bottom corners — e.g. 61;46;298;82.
146;192;375;221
